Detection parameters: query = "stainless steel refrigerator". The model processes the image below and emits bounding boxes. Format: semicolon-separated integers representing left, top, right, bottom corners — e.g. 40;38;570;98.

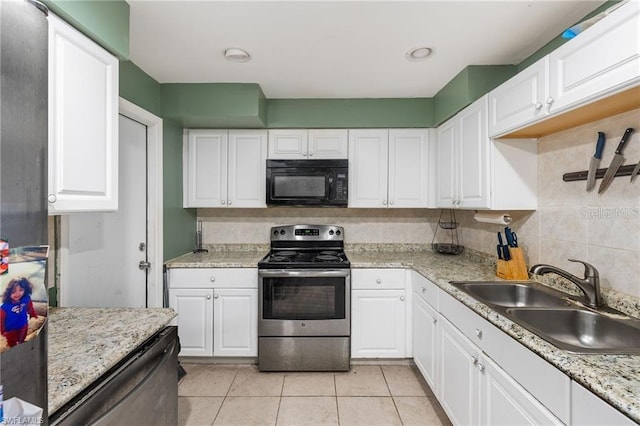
0;0;49;418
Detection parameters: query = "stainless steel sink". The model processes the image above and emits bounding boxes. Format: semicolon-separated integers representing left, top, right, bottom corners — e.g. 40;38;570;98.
451;281;572;308
450;280;640;354
506;308;640;354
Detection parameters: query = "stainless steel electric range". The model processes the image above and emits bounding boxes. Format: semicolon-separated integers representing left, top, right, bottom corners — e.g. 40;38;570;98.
258;224;350;371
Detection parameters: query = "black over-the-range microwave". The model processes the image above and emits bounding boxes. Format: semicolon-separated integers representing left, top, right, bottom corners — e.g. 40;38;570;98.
266;159;348;207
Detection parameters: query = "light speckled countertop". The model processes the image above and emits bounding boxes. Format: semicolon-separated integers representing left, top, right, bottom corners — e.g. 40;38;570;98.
165;244;640;423
48;307;176;415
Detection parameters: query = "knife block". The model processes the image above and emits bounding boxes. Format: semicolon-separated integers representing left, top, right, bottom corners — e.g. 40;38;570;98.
496;247;529;280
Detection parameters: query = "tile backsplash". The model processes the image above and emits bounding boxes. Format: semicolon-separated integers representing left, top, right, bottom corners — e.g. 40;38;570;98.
199;108;640;297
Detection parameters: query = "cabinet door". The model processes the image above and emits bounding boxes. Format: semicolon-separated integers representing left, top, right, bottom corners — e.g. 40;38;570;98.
48;14;119;213
213;288;258;357
571;381;635;425
388;129;431;208
439;316;481;426
487;58;548;137
458;96;490;209
308;129;348;159
227;130;267;207
268;129;308;159
435;119;457;208
169;288;213;357
548;1;640;115
351;289;405;358
413;294;439;393
348;129;389;208
480;355;563;425
184;130;228;207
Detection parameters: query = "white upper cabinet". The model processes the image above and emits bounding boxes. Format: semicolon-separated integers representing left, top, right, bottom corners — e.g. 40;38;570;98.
436;97;490;209
184;129;267;208
349;129;433;208
268;129;347;159
489;1;639;138
488;58;548;137
437;96;537;210
48;13;119;213
547;1;640;114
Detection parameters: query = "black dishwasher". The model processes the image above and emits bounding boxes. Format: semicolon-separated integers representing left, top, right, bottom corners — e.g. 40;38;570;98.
49;326;178;426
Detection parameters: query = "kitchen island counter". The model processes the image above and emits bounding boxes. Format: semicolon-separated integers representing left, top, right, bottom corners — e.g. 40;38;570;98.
347;245;640;424
47;307;176;415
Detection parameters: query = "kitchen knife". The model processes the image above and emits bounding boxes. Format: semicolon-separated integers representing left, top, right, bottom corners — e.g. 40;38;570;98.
502;245;511;261
598;128;634;194
631;160;640;183
504;227;518;247
586;132;606;191
497;232;504;260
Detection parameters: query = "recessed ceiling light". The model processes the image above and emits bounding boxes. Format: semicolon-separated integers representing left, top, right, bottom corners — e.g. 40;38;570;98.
224;48;251;62
406;47;433;62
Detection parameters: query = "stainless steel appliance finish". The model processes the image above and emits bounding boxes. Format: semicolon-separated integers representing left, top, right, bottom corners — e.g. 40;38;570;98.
258;225;350;371
49;326;179;425
0;0;49;416
266;159;348;207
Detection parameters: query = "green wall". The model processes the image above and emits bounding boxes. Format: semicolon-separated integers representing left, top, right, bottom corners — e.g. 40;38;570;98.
266;98;434;128
45;0;129;59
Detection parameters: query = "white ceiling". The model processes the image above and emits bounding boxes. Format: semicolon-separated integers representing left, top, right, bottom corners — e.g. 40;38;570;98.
127;0;606;99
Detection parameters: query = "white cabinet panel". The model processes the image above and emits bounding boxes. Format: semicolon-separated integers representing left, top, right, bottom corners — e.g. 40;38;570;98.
413;293;439;393
351;289;406;358
48;13;119;213
351;268;405;290
571;381;635;425
183;129;266;208
548;1;640;114
348;129;389;207
488;58;548;137
169;288;213;357
213;288;258;357
268;129;347;159
388;129;432;208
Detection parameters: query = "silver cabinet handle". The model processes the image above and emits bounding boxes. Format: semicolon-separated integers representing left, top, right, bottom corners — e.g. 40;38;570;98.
376;278;382;284
432;317;438;324
400;296;405;301
421;287;426;293
206;294;212;300
475;328;483;339
471;356;478;365
221;200;226;205
534;101;543;110
227;200;232;205
389;200;394;205
382;200;387;205
48;194;57;203
546;97;554;105
210;276;216;282
478;363;486;373
214;294;219;299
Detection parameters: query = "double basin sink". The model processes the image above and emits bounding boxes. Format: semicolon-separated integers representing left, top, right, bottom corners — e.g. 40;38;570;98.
450;281;640;354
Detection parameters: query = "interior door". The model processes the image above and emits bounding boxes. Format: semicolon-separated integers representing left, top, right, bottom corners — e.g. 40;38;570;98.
61;114;148;307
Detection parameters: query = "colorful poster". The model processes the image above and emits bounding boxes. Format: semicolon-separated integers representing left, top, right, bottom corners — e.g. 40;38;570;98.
0;246;48;354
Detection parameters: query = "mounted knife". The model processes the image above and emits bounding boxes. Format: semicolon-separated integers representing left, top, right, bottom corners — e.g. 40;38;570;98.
598;128;634;194
631;160;640;183
586;132;605;191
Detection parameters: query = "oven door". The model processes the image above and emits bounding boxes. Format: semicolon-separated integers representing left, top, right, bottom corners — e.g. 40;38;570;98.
258;269;350;337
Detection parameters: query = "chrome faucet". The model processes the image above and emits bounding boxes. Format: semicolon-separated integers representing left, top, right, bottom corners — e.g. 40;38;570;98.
529;259;603;308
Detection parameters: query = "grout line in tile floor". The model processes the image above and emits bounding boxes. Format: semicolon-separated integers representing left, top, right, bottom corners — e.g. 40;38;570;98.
178;363;450;426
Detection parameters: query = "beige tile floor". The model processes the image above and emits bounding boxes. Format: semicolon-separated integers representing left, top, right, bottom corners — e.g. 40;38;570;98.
178;363;451;426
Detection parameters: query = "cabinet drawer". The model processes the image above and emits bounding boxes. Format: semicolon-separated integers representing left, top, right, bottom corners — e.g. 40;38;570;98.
411;270;439;309
439;289;570;424
168;268;257;289
351;268;405;289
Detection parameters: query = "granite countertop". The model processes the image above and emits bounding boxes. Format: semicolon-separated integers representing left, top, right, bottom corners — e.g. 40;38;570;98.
163;243;640;422
47;307;176;415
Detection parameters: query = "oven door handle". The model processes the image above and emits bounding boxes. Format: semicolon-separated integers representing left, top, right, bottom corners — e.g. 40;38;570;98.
259;269;350;278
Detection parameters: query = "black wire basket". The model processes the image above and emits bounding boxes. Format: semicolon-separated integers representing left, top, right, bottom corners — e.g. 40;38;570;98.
431;210;463;255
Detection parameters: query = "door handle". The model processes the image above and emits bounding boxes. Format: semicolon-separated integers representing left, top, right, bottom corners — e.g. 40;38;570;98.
138;261;151;270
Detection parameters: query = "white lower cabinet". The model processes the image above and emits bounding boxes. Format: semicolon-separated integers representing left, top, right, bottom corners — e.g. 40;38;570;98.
168;268;258;357
351;269;407;358
213;288;258;357
412;273;440;393
571;381;636;425
168;288;214;357
439;316;562;426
